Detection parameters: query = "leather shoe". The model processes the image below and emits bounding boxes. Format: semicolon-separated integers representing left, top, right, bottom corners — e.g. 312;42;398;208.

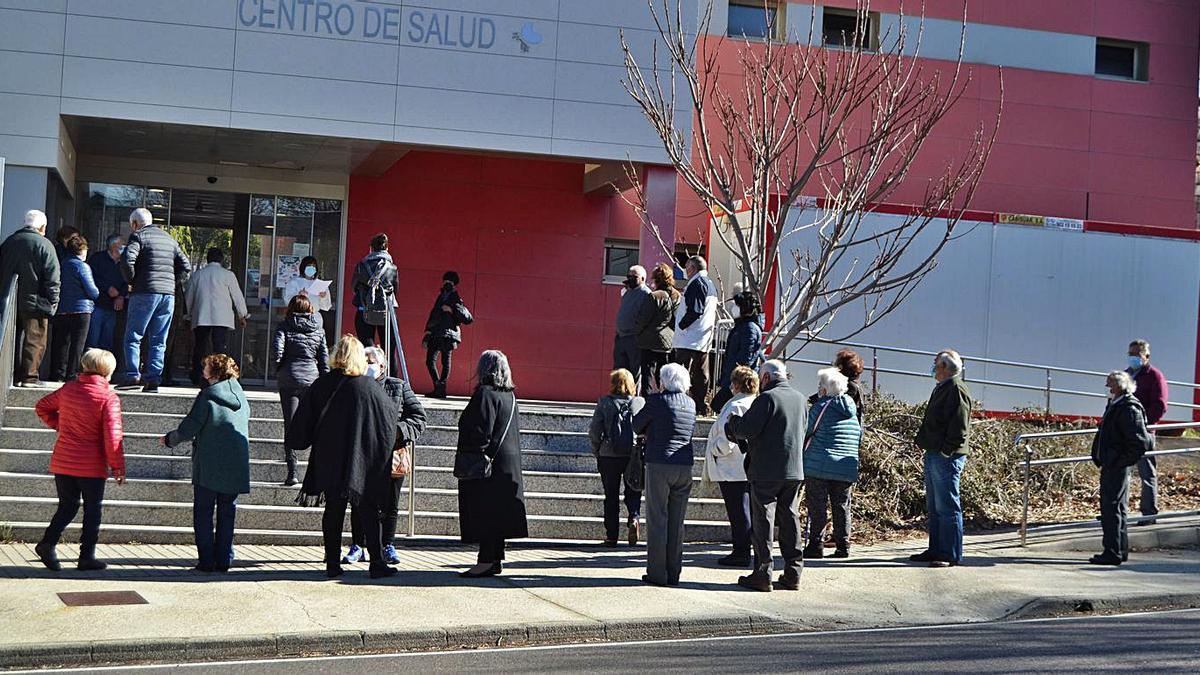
909;550;937;563
830;548;849;559
1088;554;1122;566
459;562;502;578
325;565;344;578
369;566;398;579
737;571;772;592
77;558;107;571
773;575;800;591
34;542;60;571
802;545;823;559
641;574;669;587
718;554;752;568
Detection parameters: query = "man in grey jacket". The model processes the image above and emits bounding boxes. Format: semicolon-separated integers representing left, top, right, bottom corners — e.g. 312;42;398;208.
613;265;650;383
118;207;191;392
727;359;807;592
185;248;248;386
0;210;60;387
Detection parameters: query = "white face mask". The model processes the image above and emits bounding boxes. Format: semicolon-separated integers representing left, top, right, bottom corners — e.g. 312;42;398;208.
366;363;382;379
727;301;741;319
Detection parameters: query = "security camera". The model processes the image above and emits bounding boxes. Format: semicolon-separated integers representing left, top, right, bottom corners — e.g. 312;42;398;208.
207;176;218;184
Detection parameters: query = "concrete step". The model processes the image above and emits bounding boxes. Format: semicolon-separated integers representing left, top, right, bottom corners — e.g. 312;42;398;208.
0;497;732;543
0;473;729;521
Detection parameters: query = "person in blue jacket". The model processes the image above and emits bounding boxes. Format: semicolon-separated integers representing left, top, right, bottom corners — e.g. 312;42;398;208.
51;234;100;381
711;290;763;414
802;367;863;559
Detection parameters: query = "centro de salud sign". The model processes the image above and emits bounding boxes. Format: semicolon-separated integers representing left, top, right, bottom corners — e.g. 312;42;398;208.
237;0;536;51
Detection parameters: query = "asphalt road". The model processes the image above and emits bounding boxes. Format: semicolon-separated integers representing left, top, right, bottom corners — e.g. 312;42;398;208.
29;608;1200;674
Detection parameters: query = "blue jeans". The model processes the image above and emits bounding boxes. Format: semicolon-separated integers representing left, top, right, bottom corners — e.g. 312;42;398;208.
86;306;118;352
193;485;237;569
124;293;174;383
924;451;967;562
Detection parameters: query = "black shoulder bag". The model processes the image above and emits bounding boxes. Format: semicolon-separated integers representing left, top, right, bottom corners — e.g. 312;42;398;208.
454;394;516;480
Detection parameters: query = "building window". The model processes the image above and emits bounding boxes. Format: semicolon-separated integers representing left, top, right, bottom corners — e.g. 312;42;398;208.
822;7;876;50
604;240;639;280
1095;38;1148;81
727;1;779;40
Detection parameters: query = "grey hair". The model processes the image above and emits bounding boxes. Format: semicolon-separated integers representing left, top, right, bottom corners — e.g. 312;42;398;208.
129;207;153;227
1129;339;1150;356
687;255;707;271
1108;370;1136;395
363;346;386;372
23;210;46;231
759;359;789;382
104;233;122;248
817;367;849;396
937;349;963;375
628;265;647;279
477;349;515;391
658;362;691;394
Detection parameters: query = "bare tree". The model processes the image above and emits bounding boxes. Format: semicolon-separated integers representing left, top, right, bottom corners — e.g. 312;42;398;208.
620;0;1001;354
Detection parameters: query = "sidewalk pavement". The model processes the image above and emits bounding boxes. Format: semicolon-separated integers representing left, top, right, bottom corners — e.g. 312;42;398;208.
0;532;1198;668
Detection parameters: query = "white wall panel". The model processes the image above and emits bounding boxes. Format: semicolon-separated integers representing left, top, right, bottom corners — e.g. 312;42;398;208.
65;15;235;70
67;0;237;29
0;8;65;54
0;52;62;97
59;97;232;129
232;72;395;126
0;93;62;138
393;124;552;155
229;112;392;143
235;31;399;85
396;86;553;138
397;44;555;98
63;57;233;110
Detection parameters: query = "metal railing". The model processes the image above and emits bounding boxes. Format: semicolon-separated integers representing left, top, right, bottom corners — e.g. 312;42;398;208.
1016;421;1200;546
0;275;18;429
782;336;1200;417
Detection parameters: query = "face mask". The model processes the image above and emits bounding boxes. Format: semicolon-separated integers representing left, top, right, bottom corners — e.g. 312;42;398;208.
366;363;382;379
624;276;638;288
727;301;741;319
118;246;126;255
930;364;938;378
1127;356;1143;370
304;266;317;278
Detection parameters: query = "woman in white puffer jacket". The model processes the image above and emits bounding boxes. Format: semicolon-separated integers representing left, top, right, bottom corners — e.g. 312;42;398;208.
703;365;759;568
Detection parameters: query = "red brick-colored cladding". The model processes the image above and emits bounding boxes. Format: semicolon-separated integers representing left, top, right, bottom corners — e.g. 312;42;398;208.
346;150;646;401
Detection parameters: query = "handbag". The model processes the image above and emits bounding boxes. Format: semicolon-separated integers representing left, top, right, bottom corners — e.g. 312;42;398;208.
454;394;516;480
803;400;832;452
391;442;412;478
624;437;646;492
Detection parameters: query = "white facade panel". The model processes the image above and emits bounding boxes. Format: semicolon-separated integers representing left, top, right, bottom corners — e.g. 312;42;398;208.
0;135;58;169
0;1;64;10
63;57;233;110
557;22;666;68
0;93;61;139
0;8;65;54
229;112;392;143
64;15;235;70
559;0;698;33
554;61;677;109
0;52;62;97
392;124;553;155
396;44;555;99
409;0;559;21
235;30;399;85
67;0;237;29
395;85;553;138
552;100;684;149
232;72;396;126
59;98;233;129
882;15;1096;75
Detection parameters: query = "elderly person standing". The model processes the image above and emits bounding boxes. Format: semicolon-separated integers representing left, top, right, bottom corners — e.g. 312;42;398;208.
704;365;759;567
0;210;60;387
803;368;862;559
86;234;127;355
909;349;972;568
728;360;806;592
635;263;680;395
455;350;527;578
287;335;398;579
633;362;697;586
588;369;645;547
1090;370;1154;565
162;354;251;573
672;256;718;416
613;265;651;384
184;248;248;387
1126;339;1168;524
50;234;99;382
118;207;191;393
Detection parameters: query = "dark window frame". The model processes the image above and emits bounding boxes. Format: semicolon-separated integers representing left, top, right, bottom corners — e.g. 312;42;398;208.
1095;38;1149;81
726;1;782;41
821;6;878;51
603;239;640;281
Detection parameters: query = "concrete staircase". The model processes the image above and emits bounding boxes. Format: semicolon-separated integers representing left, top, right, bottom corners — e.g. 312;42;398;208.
0;386;730;545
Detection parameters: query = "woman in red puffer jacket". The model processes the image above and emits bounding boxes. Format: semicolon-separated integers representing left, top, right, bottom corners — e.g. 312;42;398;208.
33;348;125;571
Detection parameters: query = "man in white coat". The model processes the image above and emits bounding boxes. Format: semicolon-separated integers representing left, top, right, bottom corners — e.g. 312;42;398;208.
185;248;248;386
673;255;718;415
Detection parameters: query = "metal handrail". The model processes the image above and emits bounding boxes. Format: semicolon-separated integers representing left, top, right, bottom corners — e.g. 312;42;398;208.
0;274;19;429
1016;421;1200;545
785;337;1200;417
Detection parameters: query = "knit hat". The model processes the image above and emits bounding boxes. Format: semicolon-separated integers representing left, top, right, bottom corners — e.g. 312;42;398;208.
442;271;460;285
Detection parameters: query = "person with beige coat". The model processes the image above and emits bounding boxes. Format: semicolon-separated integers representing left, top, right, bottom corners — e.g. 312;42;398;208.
184;248;248;386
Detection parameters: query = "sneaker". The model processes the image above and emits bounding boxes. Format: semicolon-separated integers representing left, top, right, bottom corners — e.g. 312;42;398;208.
383;544;400;565
19;379;49;388
908;550;937;563
342;544;365;564
115;379;143;391
141;382;159;393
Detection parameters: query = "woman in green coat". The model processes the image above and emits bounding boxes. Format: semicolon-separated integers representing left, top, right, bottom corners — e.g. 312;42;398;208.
162;354;251;573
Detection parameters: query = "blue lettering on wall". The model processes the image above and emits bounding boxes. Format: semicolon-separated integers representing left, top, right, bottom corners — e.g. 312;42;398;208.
235;1;528;53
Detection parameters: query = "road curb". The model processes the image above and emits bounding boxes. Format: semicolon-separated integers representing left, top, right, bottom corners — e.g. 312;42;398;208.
1005;592;1200;621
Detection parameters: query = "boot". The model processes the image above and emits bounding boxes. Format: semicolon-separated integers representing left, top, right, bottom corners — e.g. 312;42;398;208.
737;568;773;592
803;543;824;559
432;382;447;399
283;450;298;487
77;542;107;571
34;540;61;571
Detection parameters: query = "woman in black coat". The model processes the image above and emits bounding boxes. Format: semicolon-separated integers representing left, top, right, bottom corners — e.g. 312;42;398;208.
423;270;474;399
286;335;397;579
455;349;527;578
634;262;681;395
273;294;329;486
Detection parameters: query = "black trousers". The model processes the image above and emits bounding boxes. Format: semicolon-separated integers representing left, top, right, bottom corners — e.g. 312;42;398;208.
612;334;641;384
354;309;385;347
597;455;642;541
40;474;106;558
14;312;49;383
279;385;306;475
674;348;711;414
191;326;228;385
352;478;406;547
50;313;91;381
639;349;670;395
710;386;734;416
324;496;386;569
1099;466;1130;561
426;342;453;386
718;480;752;557
805;477;854;549
478;537;506;564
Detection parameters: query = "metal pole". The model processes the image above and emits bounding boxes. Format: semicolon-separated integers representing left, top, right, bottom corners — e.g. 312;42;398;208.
871;348;879;394
1020;442;1032;547
407;445;416;538
1044;369;1052;420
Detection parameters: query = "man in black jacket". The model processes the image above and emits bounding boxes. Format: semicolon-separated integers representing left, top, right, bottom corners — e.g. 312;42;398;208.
727;359;807;592
0;210;60;386
1089;370;1154;565
117;207;191;392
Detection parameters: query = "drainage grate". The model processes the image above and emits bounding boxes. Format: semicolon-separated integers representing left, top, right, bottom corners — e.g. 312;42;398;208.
57;591;148;607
